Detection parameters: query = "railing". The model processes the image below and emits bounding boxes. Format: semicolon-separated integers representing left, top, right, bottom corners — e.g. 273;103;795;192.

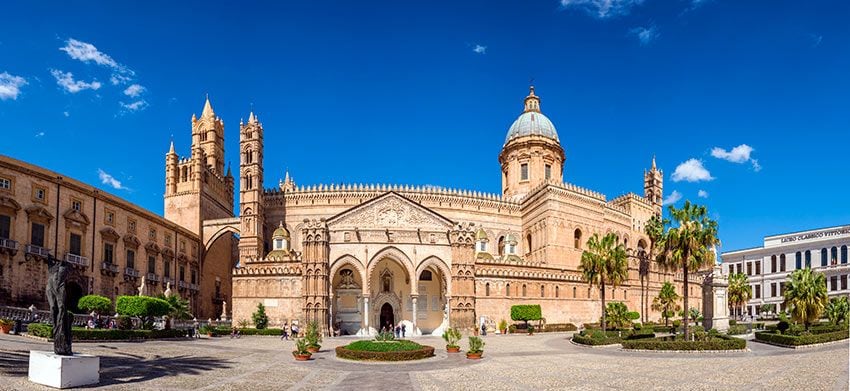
177;280;189;289
25;244;50;257
189;283;200;291
124;267;140;278
147;273;160;282
101;262;119;273
64;253;90;267
163;277;174;286
0;238;18;251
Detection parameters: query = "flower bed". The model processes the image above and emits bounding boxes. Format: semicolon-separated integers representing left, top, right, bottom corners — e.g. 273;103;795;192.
621;335;746;351
571;328;655;346
335;340;435;361
27;323;187;340
754;329;849;347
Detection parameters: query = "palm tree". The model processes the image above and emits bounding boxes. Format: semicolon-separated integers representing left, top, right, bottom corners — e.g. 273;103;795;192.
688;307;701;326
727;273;751;320
643;214;667;324
825;297;849;326
784;268;828;330
655;201;720;340
652;281;680;326
605;302;630;329
157;294;192;329
580;232;629;331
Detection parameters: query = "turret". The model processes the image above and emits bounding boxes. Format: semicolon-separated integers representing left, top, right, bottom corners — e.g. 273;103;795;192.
165;140;178;195
191;95;226;174
644;156;663;213
238;110;265;261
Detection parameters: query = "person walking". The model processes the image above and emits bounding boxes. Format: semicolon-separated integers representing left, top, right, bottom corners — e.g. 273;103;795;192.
401;323;406;338
281;322;289;340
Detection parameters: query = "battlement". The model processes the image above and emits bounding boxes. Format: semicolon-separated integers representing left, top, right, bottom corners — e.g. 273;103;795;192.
524;179;607;203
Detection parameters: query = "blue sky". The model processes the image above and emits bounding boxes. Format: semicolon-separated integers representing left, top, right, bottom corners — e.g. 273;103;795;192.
0;1;848;251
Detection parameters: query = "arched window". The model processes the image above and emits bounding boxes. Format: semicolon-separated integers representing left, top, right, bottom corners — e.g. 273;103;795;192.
522;284;527;297
821;248;828;267
572;286;576;298
623;238;628;250
574;229;582;249
246;175;253;190
771;255;777;273
526;234;532;254
795;251;802;269
497;236;505;256
832;247;839;264
419;270;433;281
624;289;627;299
805;250;811;268
555;286;559;298
540;285;545;297
842;245;848;264
780;254;786;271
246;149;253;164
485;283;490;297
181;166;188;182
506;283;510;297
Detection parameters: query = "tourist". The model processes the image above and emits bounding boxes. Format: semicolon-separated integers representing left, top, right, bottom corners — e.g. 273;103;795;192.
481;323;487;336
230;327;241;339
401;323;406;338
281;322;289;340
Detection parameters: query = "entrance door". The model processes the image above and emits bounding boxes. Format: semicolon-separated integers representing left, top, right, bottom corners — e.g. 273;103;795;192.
379;303;394;331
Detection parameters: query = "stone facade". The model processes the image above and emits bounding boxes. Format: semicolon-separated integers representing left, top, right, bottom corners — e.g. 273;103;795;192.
229;86;705;335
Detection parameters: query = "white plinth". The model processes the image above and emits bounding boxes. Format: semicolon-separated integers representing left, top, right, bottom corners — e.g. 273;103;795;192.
29;351;100;389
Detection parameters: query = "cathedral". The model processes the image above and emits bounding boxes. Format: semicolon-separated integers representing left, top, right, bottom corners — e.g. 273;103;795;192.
169;86;702;335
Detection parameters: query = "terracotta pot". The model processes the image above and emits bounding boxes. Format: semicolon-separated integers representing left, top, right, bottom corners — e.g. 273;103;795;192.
466;352;482;360
207;333;214;337
306;346;320;353
0;325;12;334
500;329;506;335
446;345;460;353
293;353;312;361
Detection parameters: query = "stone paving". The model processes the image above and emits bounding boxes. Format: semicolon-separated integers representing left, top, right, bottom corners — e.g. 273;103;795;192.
0;332;846;390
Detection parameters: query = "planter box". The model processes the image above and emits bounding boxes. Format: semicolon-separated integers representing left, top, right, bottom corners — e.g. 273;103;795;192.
293;353;312;361
29;351;100;389
446;346;460;353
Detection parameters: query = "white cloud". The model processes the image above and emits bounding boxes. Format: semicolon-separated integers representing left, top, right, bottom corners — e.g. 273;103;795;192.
35;131;45;138
119;100;148;112
60;38;135;84
50;69;101;93
698;190;709;198
630;25;659;46
710;144;761;171
110;73;132;85
671;159;714;182
63;111;70;117
97;169;127;190
123;84;145;97
559;0;645;18
0;72;27;100
472;44;487;54
662;190;682;206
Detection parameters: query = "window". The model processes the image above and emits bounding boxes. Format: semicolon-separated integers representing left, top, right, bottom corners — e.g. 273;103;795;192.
164;235;171;247
33;187;46;202
525;234;532;254
0;177;10;190
755;261;761;275
246;175;253;190
771;283;777;297
126;249;135;269
128;219;136;233
843;246;848;264
274;238;284;250
779;282;785;295
31;223;45;247
805;250;811;268
148;256;156;274
485;283;490;296
104;243;114;263
832;247;839;264
540;285;545;297
164;261;171;278
506;283;510;297
544;164;552;180
497;236;505;256
555;286;559;298
771;255;777;273
574;229;582;249
191;269;198;284
106;211;114;225
520;163;529;181
573;286;577;298
522;284;527;297
477;240;487;252
821;248;828;267
72;200;82;212
180;240;186;252
69;233;82;256
842;275;848;290
419;270;432;281
780;254;786;272
736;263;742;274
0;215;10;239
754;285;761;299
831;276;838;291
246;149;253;164
179;266;185;281
795;252;802;269
746;262;752;276
149;228;157;241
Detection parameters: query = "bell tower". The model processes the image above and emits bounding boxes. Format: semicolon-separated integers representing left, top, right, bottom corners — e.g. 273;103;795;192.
644;156;663;213
238;111;265;261
193;96;226;174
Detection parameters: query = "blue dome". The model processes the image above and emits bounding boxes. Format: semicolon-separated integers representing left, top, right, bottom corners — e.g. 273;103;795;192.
505;111;559;144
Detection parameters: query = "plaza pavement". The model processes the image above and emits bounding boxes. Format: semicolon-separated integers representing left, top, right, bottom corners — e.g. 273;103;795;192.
0;331;846;390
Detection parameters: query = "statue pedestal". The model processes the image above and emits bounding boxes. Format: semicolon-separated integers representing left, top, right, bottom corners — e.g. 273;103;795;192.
29;351;99;389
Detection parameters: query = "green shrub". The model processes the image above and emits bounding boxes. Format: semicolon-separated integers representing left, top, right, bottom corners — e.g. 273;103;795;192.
511;305;543;326
572;333;620;345
729;319;737;326
633;323;642;330
622;335;746;351
468;336;485;354
726;325;748;335
672;320;681;328
336;344;435;361
346;340;424;352
27;324;186;340
442;327;461;348
115;316;133;330
235;328;284;336
542;323;577;332
252;303;269;329
755;329;849;346
777;320;790;333
115;296;171;328
305;321;322;348
77;295;112;315
27;323;52;338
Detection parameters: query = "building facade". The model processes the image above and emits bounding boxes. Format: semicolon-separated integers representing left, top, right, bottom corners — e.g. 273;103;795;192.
227;86;704;335
0;155;223;317
720;225;850;317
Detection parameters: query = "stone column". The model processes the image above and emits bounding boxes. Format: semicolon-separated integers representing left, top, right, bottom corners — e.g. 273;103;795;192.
363;297;369;329
411;295;418;330
328;292;334;334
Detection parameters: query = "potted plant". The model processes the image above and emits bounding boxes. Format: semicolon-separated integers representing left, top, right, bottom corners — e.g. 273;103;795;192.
0;318;13;334
305;321;322;353
466;336;485;359
292;338;312;361
498;319;508;335
199;324;214;337
442;327;462;353
527;325;535;336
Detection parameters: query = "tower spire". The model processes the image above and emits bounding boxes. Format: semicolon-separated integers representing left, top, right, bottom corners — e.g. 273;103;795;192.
523;85;541;113
168;140;176;155
201;94;214;118
651;155;657;170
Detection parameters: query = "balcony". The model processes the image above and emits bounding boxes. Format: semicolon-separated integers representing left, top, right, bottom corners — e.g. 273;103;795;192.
177;280;189;289
0;238;18;256
100;261;119;276
163;276;174;286
64;253;90;268
24;244;50;262
147;273;160;283
189;283;200;291
124;267;140;279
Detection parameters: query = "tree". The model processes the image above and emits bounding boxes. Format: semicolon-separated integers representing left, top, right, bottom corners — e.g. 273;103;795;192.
252;303;269;329
643;214;667;324
727;273;751;320
156;294;192;330
652;281;680;326
77;295;112;315
825;297;849;326
605;302;630;329
115;296;171;329
580;232;628;331
688;307;701;326
510;305;543;329
784;268;828;330
655;201;720;341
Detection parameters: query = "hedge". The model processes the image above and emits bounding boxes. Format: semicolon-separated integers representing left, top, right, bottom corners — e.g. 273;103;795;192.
206;327;285;336
511;305;542;323
116;296;171;318
726;325;749;335
754;330;849;347
345;340;423;352
542;323;578;332
572;334;621;346
27;324;187;340
621;335;746;351
335;345;435;361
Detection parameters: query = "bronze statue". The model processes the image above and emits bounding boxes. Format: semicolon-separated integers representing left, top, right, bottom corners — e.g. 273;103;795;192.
46;255;72;355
